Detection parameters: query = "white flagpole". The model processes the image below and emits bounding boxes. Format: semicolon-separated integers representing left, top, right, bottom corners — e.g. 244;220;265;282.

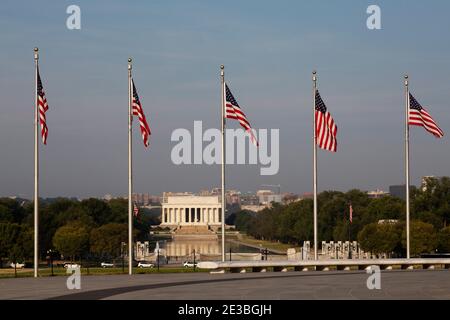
220;65;226;262
128;58;133;274
312;71;318;261
405;75;411;259
34;47;39;278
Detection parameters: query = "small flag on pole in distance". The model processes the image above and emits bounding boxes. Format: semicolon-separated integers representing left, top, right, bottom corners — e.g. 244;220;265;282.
349;204;353;224
37;67;49;145
409;93;444;138
315;90;337;152
132;79;151;147
225;83;259;146
133;203;139;217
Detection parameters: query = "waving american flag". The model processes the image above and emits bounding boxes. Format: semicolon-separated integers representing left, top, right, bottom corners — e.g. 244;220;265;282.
409;93;444;138
225;83;258;146
37;67;49;145
132;79;151;147
315;90;337;152
133;203;139;217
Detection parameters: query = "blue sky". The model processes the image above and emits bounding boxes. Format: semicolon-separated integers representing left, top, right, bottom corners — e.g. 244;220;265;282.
0;0;449;198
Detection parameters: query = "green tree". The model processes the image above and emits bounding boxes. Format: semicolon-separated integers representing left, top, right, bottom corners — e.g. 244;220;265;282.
233;211;254;233
357;223;379;255
413;177;450;229
108;198;128;223
365;196;404;222
53;222;90;261
0;223;32;268
0;223;21;267
90;223;128;258
318;192;347;241
0;198;25;223
402;221;437;256
8;228;32;266
333;220;349;242
81;198;112;226
437;226;450;253
357;222;401;256
375;223;401;256
278;200;312;244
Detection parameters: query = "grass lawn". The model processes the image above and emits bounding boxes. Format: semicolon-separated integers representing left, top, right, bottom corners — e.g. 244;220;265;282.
235;234;301;253
0;266;208;279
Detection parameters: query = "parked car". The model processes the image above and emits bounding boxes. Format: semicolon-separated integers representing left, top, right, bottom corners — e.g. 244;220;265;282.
10;262;25;269
137;262;154;268
183;261;197;268
100;262;115;268
63;262;80;269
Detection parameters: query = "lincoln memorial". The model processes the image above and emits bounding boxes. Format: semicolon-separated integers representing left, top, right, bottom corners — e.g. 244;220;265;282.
160;194;222;232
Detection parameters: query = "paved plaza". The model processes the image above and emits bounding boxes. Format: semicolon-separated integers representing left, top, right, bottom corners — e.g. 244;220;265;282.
1;270;449;300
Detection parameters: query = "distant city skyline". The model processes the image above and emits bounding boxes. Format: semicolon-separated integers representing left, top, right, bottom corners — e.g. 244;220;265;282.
1;1;449;199
6;183;409;201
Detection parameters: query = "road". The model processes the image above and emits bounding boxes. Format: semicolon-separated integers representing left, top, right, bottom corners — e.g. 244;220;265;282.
0;270;449;300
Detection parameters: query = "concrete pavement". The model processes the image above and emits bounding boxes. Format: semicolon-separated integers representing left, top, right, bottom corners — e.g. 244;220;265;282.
0;270;449;300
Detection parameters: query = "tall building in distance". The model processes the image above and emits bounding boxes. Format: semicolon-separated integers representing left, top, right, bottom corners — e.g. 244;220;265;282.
389;184;417;200
389;185;406;200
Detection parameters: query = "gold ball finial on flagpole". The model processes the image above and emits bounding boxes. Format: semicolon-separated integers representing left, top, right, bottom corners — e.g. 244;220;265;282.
128;58;132;63
34;47;39;53
34;47;39;60
220;64;224;70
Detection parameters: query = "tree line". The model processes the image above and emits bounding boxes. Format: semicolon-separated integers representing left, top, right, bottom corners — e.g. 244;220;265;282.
0;198;160;266
228;177;450;257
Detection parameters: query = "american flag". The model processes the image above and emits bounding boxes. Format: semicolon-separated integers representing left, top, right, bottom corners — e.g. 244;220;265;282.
133;203;139;217
225;83;258;146
315;90;337;152
132;79;151;147
349;204;353;224
37;67;49;145
409;93;444;138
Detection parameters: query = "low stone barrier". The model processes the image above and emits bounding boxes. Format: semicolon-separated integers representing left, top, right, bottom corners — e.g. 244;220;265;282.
197;259;450;274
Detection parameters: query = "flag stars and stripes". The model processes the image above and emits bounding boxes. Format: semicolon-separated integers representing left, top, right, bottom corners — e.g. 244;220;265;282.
409;93;444;138
349;204;353;224
132;79;151;147
225;83;258;146
37;67;49;145
315;90;337;152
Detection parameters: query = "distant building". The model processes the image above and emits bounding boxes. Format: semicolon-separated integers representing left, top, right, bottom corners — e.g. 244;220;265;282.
240;194;260;206
301;193;314;200
256;189;282;205
389;185;416;200
132;193;161;206
241;205;267;213
282;193;300;204
226;190;241;206
160;194;222;231
367;189;390;199
389;185;406;200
